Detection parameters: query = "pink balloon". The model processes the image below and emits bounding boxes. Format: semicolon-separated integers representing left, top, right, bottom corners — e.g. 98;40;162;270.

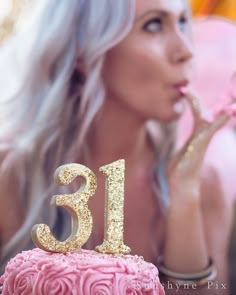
178;17;236;201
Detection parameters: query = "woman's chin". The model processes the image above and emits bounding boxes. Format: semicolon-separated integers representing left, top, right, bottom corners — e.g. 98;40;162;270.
154;101;186;122
162;113;183;123
158;107;185;123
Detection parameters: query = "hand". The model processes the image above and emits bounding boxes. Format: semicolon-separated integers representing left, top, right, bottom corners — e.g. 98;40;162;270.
167;89;236;200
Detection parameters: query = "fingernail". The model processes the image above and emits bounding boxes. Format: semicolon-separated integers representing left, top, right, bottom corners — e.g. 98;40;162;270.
202;109;214;123
213;103;225;118
225;104;236;116
178;86;188;95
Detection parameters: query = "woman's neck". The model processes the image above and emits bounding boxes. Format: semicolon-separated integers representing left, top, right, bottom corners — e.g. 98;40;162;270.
87;98;155;172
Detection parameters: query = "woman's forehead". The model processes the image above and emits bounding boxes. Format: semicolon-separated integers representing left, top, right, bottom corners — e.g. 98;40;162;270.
135;0;187;18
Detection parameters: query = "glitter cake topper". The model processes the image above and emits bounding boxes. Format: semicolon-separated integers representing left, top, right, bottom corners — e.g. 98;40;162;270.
31;159;131;254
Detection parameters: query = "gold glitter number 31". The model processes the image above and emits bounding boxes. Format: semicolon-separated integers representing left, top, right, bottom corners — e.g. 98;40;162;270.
96;159;131;254
31;163;97;252
31;160;131;254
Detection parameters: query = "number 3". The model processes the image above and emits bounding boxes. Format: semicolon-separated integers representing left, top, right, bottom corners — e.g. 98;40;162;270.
32;163;97;252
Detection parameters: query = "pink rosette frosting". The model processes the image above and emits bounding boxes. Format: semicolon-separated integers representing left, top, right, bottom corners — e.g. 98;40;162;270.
33;260;78;294
0;248;165;295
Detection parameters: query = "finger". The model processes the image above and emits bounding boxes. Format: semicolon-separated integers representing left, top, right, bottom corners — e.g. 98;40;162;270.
168;128;205;172
213;102;236;118
191;103;236;146
184;90;202;119
208;111;231;137
184;90;214;124
207;103;236;138
168;131;207;176
173;109;230;170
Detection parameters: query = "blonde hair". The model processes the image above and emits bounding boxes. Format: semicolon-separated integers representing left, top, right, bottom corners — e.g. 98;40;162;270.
0;0;135;273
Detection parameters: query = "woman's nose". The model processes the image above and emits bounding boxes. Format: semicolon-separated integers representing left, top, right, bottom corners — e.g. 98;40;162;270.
170;33;193;64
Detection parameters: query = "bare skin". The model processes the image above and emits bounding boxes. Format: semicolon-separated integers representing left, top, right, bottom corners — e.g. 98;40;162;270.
87;0;235;294
0;1;235;294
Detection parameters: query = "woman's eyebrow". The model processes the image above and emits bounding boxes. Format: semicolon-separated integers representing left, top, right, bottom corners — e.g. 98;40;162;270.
135;9;185;23
135;9;168;23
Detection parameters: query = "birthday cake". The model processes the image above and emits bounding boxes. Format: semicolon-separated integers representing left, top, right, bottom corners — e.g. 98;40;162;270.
0;161;165;294
0;248;164;294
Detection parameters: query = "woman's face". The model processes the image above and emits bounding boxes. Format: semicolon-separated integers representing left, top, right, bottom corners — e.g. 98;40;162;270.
103;0;193;122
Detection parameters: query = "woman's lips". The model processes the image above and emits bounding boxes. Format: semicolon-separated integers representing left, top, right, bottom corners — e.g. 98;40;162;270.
173;82;189;94
178;86;188;95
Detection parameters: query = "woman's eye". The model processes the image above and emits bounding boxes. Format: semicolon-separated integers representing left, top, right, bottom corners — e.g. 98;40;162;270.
178;16;188;31
143;18;162;33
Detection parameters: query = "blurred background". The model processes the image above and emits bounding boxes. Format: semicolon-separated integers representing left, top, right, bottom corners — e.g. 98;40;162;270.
0;0;236;294
190;0;236;19
185;1;236;293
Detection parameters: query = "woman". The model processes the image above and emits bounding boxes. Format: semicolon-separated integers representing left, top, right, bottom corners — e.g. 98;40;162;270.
0;0;235;294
